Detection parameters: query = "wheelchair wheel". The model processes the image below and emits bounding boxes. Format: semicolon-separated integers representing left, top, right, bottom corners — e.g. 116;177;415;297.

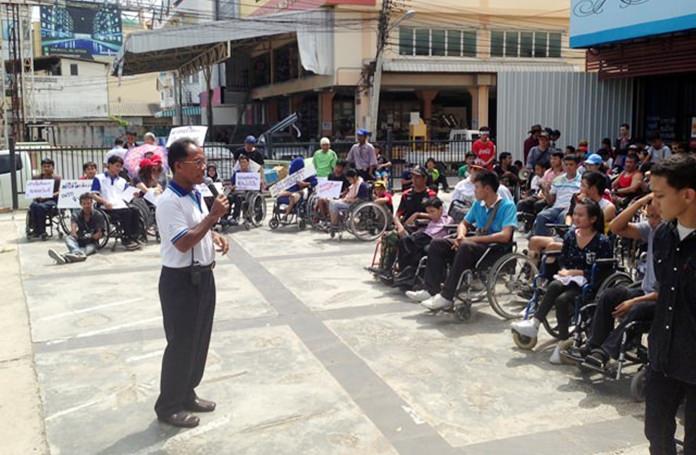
299;219;307;230
512;330;538;350
246;193;267;227
630;368;647;402
269;217;280;230
487;253;538;320
94;208;111;250
454;303;472;321
348;202;389;241
596;271;633;297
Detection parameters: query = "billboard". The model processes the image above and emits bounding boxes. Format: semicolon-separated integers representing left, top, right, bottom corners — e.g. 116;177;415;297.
570;0;696;48
40;2;122;57
242;0;375;17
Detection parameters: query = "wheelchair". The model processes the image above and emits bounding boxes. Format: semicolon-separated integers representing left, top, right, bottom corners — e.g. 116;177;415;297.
95;204;147;251
328;199;390;242
130;196;160;242
269;189;312;231
221;190;267;230
25;204;72;241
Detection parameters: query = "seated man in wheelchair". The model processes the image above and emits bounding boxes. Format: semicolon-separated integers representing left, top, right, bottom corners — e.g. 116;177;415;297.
27;157;62;240
90;155;142;250
511;199;612;363
48;193;105;264
574;194;660;369
327;168;369;231
276;156;317;221
406;170;517;311
225;153;253;226
372;180;393;214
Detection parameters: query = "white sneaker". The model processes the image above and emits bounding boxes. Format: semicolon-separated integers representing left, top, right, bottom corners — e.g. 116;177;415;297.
48;249;66;265
549;343;562;365
511;319;539;339
405;290;432;303
421;294;453;311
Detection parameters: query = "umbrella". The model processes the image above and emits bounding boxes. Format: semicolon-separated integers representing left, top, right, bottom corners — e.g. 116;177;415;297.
124;144;167;177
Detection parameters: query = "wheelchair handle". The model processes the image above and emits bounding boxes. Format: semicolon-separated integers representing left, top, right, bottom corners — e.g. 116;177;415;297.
594;258;619;264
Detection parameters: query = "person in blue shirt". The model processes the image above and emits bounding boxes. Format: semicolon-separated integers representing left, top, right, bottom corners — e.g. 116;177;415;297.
276;156;317;218
406;170;517;310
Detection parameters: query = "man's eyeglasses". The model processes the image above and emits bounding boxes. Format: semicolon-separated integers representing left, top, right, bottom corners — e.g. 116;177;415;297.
181;160;207;168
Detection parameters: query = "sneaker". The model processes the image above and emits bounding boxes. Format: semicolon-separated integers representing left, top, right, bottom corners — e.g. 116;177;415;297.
229;218;239;226
561;344;592;363
48;249;66;265
583;349;609;370
511;319;539;339
405;290;432;303
64;253;86;263
549;344;563;365
421;294;453;311
124;242;140;251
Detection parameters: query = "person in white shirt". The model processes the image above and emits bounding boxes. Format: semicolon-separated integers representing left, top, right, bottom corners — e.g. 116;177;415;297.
530;155;582;236
451;165;514;205
646;133;672;164
104;139;128;166
154;138;229;428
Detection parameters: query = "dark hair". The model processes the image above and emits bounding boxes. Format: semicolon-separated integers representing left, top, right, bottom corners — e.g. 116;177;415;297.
575;199;605;233
551;151;564;159
237;153;249;162
480;126;490;132
565;145;576;155
423;197;443;210
82;161;97;172
41;158;54;166
620;123;630;130
346;168;358;178
582;171;606;194
168;138;197;173
552;129;561;138
534;161;548;170
465;152;476;159
499;151;512;161
79;193;92;203
472;169;500;192
126;130;136;136
601;138;612;147
650;153;696;191
114;139;124;146
648;132;661;142
625;153;638;163
425;157;436;165
107;155;124;165
514;160;524;168
335;160;347;168
563;155;580;163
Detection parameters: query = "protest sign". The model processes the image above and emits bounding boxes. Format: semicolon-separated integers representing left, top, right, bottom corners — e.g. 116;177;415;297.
166;126;208;147
121;186;141;203
58;180;93;208
235;172;261;191
269;166;317;197
24;180;55;199
143;189;161;207
197;182;224;198
316;180;343;199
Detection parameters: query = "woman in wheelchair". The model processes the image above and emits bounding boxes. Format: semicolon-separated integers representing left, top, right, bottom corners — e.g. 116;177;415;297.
327;168;369;231
405;171;517;311
511;199;612;360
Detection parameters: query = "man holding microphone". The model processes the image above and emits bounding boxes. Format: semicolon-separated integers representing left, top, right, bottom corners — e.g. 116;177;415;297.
154;138;230;428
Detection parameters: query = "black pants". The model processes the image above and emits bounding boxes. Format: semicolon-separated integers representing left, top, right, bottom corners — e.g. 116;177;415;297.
229;193;244;220
424;238;488;300
645;369;696;455
107;208;139;241
397;231;433;271
434;174;449;191
588;287;654;358
534;279;581;340
516;197;546;215
155;266;216;418
29;200;56;234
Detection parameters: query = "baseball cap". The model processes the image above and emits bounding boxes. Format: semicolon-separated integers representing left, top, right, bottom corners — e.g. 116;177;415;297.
585;153;603;165
410;165;427;176
529;124;542;133
374;180;387;188
539;131;550;138
244;135;257;144
356;128;371;137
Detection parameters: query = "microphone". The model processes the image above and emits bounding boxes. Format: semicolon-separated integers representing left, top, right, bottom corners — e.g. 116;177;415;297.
204;177;220;197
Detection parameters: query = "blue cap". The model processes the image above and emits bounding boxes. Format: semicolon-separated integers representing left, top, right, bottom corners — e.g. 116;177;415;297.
244;135;257;144
356;128;371;137
585;153;603;165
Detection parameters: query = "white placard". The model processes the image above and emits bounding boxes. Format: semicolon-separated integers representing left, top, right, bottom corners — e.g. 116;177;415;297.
25;180;56;199
121;186;141;203
143;189;161;207
235;172;261;191
269;166;317;197
197;182;224;198
316;180;343;199
166;126;208;147
57;180;94;209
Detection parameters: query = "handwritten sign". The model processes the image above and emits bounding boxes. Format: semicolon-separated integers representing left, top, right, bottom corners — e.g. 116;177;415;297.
316;180;343;199
24;180;55;199
58;180;93;209
143;189;161;207
269;166;317;197
166;126;208;147
122;186;141;203
197;182;224;198
235;172;261;191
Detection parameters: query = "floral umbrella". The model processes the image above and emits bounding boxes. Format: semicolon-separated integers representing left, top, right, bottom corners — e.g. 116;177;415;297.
124;144;167;178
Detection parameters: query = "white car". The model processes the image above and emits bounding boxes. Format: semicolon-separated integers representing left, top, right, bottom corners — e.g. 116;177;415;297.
0;149;33;210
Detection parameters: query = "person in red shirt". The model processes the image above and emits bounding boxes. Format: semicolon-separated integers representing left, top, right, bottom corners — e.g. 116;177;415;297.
472;126;496;170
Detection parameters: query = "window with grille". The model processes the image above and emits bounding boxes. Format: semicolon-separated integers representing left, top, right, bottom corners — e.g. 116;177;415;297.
490;31;562;58
399;27;477;57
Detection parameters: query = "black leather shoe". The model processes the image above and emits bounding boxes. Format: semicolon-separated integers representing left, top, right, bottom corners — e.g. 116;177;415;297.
185;397;216;413
158;411;200;428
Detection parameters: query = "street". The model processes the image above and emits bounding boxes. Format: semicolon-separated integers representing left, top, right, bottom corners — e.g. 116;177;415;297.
1;207;659;455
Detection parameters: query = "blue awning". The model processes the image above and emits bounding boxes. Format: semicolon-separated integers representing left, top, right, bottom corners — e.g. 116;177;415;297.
155;106;201;118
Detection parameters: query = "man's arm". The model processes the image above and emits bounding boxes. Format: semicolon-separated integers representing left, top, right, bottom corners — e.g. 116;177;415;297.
616;172;643;195
173;195;229;253
609;193;652;240
470;226;514;245
70;221;78;238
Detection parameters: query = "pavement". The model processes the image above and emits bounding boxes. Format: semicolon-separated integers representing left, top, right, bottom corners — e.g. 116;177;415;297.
0;199;669;455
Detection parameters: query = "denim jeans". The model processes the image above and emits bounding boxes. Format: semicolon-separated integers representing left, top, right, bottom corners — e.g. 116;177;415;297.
65;236;97;256
531;206;566;236
29;200;56;235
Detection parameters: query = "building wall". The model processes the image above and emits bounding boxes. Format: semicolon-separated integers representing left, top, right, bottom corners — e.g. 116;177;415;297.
496;72;634;161
58;60;107;77
108;75;159;117
33;75;109;119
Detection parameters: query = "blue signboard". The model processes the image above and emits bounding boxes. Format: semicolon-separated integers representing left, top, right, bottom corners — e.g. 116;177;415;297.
570;0;696;48
40;2;122;57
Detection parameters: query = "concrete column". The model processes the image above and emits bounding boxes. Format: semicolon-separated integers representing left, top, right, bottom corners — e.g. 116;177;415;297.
417;90;438;124
467;87;479;129
477;84;489;129
319;91;335;137
355;89;370;134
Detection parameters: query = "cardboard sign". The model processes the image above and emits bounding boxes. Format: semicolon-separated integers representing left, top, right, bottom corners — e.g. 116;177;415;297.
235;172;261;191
143;189;161;207
269;166;317;197
166;126;208;147
58;180;94;209
24;180;55;199
316;180;343;199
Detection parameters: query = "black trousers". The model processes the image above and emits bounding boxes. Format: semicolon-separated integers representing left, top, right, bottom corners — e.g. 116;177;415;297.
229;193;244;219
516;197;546;215
397;231;433;271
29;200;56;234
424;238;488;300
107;208;139;241
155;266;216;418
534;279;581;340
645;369;696;455
588;287;654;358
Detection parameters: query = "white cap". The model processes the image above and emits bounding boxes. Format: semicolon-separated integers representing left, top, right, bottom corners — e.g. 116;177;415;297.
320;137;331;146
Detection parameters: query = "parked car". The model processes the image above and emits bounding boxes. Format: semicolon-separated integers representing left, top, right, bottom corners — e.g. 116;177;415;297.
0;149;32;209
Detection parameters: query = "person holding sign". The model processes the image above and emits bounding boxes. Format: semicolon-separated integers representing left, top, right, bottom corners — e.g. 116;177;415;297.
276;157;317;220
154;138;229;428
90;155;141;251
48;193;105;265
28;158;62;240
225;154;254;226
328;168;369;231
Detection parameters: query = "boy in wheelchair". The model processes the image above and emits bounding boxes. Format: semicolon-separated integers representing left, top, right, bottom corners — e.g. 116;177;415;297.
406;171;517;311
48;193;105;264
276;156;317;222
90;155;142;250
27;158;62;240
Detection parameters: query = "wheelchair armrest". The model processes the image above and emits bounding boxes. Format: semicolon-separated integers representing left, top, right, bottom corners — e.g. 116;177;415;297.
545;223;570;229
594;258;619;264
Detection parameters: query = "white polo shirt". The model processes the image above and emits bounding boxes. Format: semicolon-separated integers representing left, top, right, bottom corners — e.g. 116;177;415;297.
156;181;215;268
91;172;130;209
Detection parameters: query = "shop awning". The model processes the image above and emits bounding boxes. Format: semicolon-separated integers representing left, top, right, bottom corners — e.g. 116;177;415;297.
113;9;334;77
382;59;580;73
155;106;201;118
